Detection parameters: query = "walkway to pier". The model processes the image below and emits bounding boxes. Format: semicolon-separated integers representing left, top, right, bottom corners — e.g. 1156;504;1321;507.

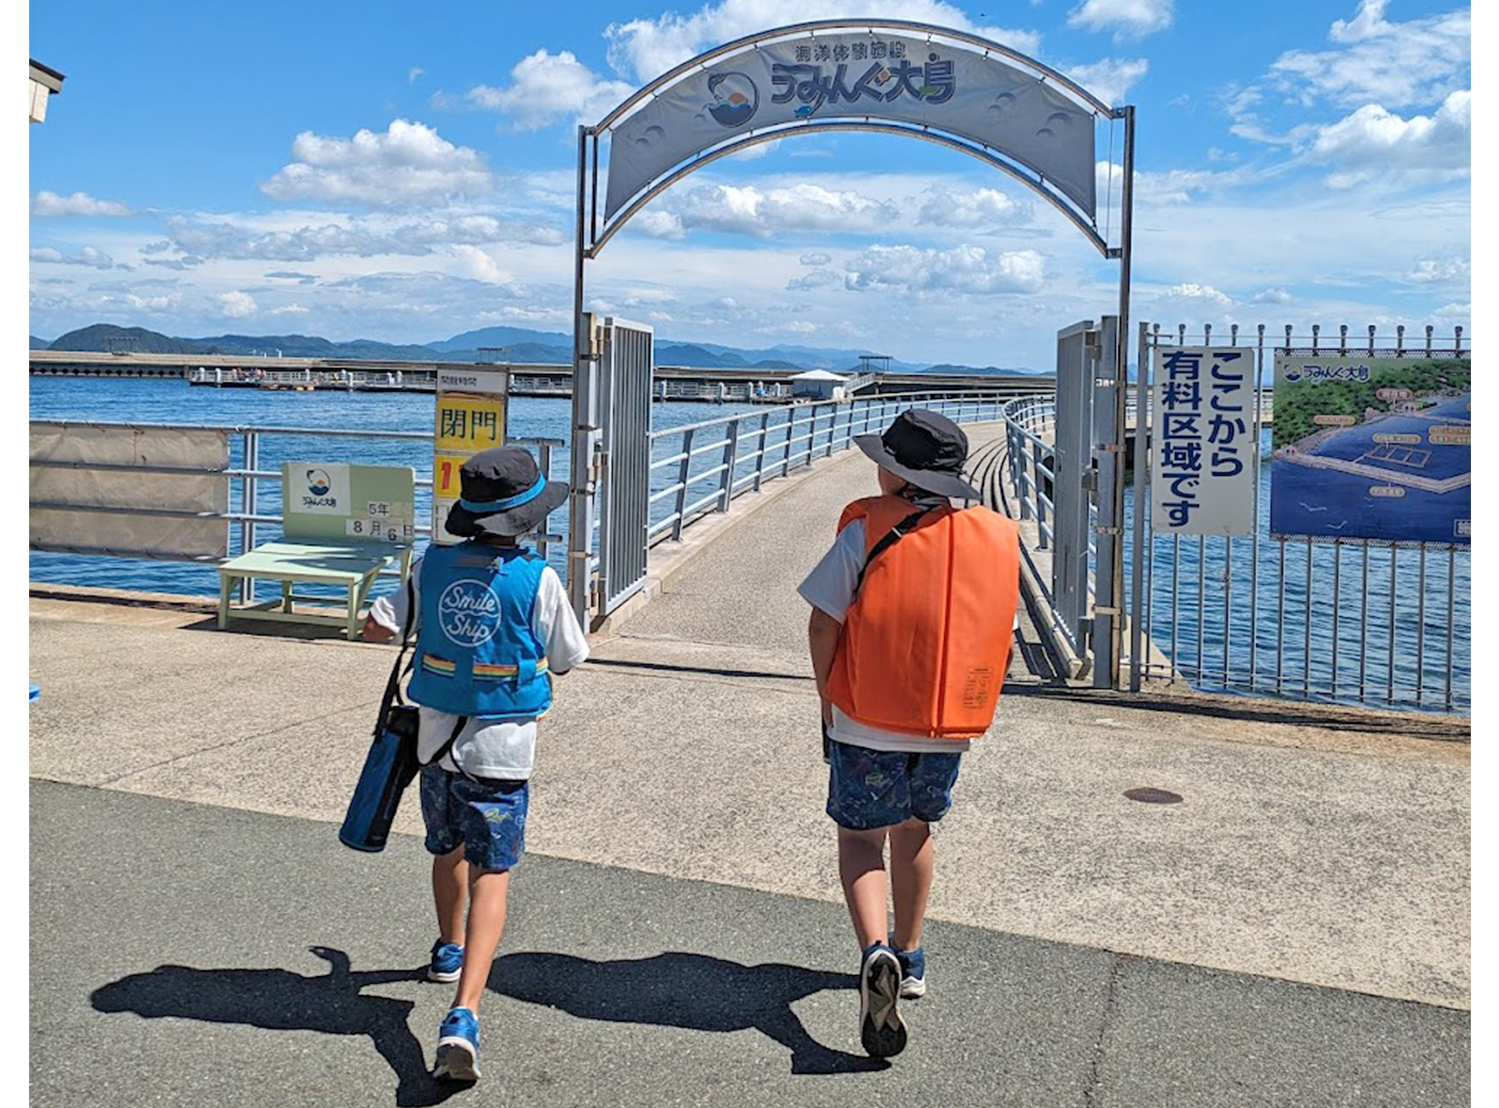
30;425;1469;1106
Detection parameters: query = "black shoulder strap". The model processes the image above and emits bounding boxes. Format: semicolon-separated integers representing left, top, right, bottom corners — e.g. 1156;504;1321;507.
423;714;469;770
852;507;936;596
375;577;417;730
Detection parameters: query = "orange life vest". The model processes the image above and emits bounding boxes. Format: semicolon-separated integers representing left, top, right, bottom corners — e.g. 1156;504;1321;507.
826;495;1020;739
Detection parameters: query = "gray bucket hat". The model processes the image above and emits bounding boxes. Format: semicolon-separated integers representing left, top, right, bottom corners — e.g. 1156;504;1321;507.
853;408;981;500
444;446;569;538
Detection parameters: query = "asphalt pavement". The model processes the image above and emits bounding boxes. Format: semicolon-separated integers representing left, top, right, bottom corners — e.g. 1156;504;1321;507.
32;781;1468;1108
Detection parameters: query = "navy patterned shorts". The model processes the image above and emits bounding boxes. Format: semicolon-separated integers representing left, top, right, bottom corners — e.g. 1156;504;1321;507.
826;738;964;831
419;764;529;871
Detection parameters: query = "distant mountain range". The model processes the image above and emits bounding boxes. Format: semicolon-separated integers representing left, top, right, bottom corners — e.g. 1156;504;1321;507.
32;322;1047;376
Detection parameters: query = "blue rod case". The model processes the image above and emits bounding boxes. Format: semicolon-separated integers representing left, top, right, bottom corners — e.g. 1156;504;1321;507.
340;582;420;852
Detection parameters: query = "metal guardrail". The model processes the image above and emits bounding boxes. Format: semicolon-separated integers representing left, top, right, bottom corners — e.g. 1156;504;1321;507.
1003;340;1471;715
655;379;792;402
645;392;1009;546
29;420;564;603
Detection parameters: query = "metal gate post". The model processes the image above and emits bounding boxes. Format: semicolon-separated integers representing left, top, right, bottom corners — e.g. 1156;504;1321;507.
1091;315;1123;689
567;312;602;625
1129;320;1151;691
1052;321;1095;655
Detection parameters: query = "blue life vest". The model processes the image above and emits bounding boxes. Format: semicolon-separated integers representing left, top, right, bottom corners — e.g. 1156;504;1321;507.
406;541;551;720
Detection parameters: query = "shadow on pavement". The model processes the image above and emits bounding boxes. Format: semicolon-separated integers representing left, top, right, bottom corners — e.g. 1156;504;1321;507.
90;946;461;1107
89;947;885;1101
489;951;889;1074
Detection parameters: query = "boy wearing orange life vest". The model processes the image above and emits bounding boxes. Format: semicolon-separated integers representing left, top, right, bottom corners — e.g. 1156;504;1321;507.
798;409;1020;1059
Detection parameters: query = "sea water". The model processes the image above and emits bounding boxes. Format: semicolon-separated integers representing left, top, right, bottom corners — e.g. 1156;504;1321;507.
28;376;758;600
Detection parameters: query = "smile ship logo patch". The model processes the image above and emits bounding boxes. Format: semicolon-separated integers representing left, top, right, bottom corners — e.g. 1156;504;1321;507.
438;579;502;647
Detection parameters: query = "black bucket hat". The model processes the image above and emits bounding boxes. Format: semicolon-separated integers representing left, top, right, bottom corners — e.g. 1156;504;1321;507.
853;408;981;500
444;446;569;539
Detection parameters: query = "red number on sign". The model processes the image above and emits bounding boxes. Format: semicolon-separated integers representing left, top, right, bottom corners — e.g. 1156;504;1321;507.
441;461;452;492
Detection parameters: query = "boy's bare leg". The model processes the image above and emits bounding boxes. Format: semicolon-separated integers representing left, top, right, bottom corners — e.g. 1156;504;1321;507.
888;818;935;951
837;826;891;949
433;847;469;947
453;868;511;1012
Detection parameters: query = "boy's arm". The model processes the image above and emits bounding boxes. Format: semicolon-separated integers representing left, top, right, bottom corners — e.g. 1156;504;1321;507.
796;522;864;730
807;606;842;726
535;567;589;676
361;614;395;643
361;559;421;643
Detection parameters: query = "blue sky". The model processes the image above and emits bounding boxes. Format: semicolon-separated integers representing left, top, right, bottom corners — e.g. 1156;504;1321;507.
28;0;1471;368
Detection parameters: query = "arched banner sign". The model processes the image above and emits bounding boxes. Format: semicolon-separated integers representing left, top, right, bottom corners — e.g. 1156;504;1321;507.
576;19;1131;264
567;19;1135;621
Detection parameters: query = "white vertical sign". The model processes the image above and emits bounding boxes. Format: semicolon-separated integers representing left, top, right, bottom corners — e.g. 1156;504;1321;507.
1151;347;1257;536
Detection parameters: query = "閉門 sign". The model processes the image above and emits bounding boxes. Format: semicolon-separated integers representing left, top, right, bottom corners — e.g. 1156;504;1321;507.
1151;347;1257;536
432;367;508;545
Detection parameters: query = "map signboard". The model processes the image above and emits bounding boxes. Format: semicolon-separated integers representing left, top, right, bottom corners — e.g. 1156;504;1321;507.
432;368;508;545
1270;353;1470;545
1151;347;1258;536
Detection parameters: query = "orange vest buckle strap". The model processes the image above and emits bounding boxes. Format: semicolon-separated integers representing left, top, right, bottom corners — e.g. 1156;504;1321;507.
825;495;1021;740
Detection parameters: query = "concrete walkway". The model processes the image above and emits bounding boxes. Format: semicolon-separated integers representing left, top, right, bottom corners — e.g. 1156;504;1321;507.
30;428;1470;1106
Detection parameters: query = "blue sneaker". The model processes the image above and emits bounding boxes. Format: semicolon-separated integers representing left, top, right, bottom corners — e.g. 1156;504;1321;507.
858;942;907;1058
428;940;464;983
892;943;927;999
433;1007;480;1082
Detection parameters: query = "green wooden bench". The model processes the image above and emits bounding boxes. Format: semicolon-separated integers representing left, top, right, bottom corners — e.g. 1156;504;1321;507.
217;462;416;638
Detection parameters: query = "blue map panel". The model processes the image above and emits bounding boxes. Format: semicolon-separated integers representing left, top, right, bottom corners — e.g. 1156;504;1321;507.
1270;355;1470;545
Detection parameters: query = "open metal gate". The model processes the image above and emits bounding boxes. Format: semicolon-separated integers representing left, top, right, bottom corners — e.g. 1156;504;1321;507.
1050;317;1124;687
568;314;654;625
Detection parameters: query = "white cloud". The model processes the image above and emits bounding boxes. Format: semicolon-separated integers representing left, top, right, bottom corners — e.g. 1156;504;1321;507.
159;211;563;262
605;0;1041;84
1096;161;1247;205
1266;3;1469;110
215;291;258;318
269;303;311;315
1329;0;1394;42
408;66;424;84
30;246;121;269
641;182;896;237
466;50;634;130
1065;57;1147;105
31;191;133;217
1302;90;1470;188
261;120;494;206
124;292;180;313
843;244;1046;296
631;210;687;239
786;268;841;291
799;251;832;266
453;245;515;285
1407;257;1469;285
916;187;1023;230
1161;282;1233;307
1067;0;1173;40
1253;288;1293;304
1429;302;1470;325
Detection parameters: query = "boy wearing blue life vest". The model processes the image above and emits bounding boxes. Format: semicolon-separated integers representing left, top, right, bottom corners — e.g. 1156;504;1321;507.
799;410;1020;1059
362;446;588;1084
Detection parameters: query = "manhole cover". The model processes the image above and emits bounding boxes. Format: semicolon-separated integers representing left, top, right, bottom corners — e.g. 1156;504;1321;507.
1124;787;1183;804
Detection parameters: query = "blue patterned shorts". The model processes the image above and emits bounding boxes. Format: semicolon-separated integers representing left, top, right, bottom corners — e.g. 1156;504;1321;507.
826;738;964;831
419;764;529;871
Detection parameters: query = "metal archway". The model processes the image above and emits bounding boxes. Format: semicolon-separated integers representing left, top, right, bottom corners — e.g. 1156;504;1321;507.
567;19;1135;621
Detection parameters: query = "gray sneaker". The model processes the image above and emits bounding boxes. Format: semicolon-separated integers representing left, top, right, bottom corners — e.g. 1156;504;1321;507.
894;944;927;999
858;943;907;1058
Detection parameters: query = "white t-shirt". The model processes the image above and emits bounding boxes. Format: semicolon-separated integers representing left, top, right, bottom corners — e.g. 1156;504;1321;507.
368;553;589;779
797;517;1019;754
